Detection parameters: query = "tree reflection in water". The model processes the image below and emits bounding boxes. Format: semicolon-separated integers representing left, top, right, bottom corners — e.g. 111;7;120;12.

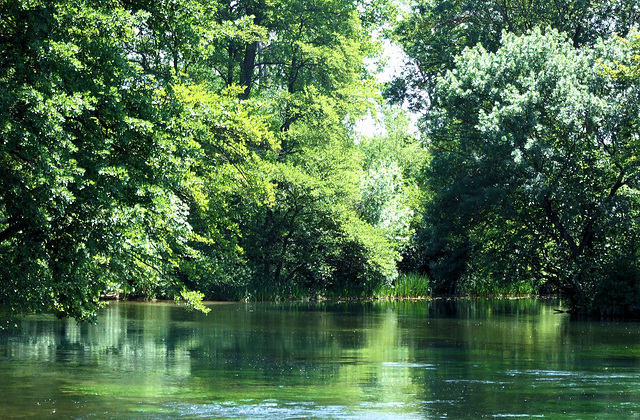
2;299;640;418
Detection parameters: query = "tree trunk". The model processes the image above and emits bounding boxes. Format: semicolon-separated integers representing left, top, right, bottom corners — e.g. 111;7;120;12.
239;41;258;99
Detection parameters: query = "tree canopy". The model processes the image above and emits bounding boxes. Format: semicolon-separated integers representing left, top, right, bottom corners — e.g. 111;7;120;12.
389;0;640;108
419;28;640;313
0;0;412;319
3;0;640;319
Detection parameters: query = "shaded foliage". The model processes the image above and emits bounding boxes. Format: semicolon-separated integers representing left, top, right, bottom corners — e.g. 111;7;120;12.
0;0;185;319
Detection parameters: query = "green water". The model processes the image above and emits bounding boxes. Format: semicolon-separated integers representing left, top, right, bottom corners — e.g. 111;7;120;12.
1;299;640;419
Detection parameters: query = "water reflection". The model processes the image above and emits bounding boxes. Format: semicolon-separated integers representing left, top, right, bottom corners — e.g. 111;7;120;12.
1;299;640;418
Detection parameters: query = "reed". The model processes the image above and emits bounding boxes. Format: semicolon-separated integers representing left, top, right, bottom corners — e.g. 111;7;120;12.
375;272;431;299
463;279;537;297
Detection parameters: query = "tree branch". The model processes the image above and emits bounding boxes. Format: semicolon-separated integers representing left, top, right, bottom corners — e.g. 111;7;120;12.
542;195;579;258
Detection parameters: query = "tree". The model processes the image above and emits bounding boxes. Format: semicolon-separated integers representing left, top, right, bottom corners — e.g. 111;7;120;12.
0;0;276;318
0;0;403;317
239;157;392;298
207;0;400;298
123;0;397;302
358;106;427;265
204;0;384;98
235;102;399;299
0;0;198;319
423;29;640;314
167;84;277;298
389;0;640;108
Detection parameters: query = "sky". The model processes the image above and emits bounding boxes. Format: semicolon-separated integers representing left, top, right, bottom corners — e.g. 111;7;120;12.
356;36;418;138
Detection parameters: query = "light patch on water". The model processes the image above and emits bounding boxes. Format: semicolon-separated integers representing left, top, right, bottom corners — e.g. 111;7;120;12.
382;362;436;370
505;369;640;387
167;400;423;419
589;374;638;379
422;399;461;405
168;401;345;419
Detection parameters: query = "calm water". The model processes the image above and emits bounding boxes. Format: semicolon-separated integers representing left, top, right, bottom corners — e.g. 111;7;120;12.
1;299;640;419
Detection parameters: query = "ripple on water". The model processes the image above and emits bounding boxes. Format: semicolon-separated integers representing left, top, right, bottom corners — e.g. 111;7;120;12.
166;400;424;419
506;369;577;378
505;369;640;385
382;362;436;370
444;379;509;385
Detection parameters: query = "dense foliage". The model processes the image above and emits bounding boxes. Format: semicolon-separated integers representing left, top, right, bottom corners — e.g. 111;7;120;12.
2;0;640;319
0;0;417;319
389;0;640;109
394;0;640;315
424;30;640;313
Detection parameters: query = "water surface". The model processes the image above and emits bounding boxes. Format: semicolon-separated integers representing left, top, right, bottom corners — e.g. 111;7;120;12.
2;299;640;418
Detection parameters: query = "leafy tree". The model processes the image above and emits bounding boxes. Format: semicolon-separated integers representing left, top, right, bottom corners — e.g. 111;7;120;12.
0;0;277;318
0;0;404;317
205;0;385;96
205;0;400;298
126;0;398;301
423;29;640;314
390;0;640;108
168;84;277;297
0;0;196;319
235;105;399;299
242;164;398;299
358;106;427;255
124;0;219;79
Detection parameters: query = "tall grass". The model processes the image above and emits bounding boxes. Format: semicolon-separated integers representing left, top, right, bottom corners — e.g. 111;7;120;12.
205;273;432;301
205;271;539;302
375;272;431;299
462;277;538;297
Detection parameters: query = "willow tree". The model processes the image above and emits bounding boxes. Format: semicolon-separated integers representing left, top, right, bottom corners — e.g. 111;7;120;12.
389;0;640;108
423;29;640;314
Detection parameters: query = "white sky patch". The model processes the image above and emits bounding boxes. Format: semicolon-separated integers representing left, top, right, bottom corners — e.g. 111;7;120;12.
356;35;418;138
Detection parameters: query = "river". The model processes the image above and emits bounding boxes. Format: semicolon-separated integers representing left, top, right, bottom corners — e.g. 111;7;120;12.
1;298;640;418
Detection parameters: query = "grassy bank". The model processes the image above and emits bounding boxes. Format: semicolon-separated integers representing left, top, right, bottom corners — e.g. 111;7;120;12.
192;272;433;302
